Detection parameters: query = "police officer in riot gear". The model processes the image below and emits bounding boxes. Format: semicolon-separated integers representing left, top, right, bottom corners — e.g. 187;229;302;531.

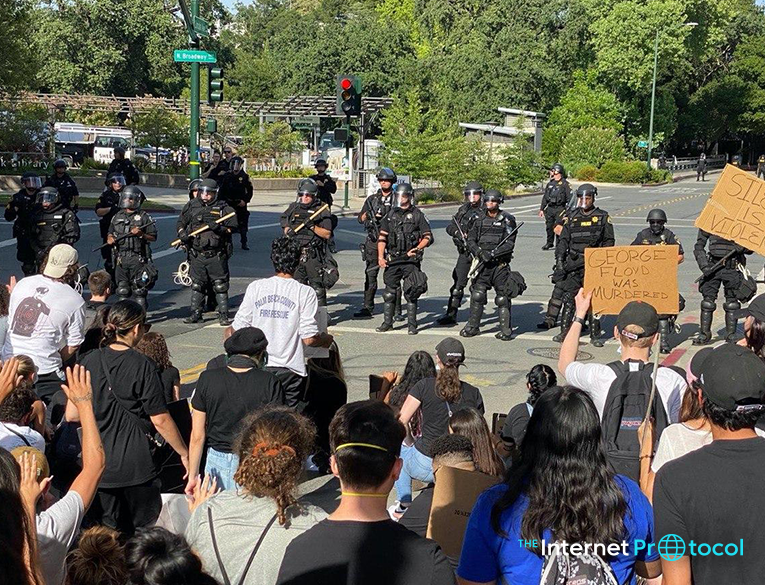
95;173;126;274
107;186;157;311
460;190;522;340
354;167;398;318
310;158;337;206
218;156;253;249
693;230;753;345
5;172;42;275
631;209;685;353
280;179;335;306
437;181;484;326
376;183;433;335
44;159;80;211
107;146;140;185
757;155;765;180
539;163;572;250
30;187;80;269
188;178;201;200
696;153;707;181
177;179;238;325
553;183;615;346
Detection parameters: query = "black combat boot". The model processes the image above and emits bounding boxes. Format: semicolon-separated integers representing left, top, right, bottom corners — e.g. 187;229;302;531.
552;302;575;343
437;291;463;326
394;290;405;322
460;301;484;337
216;293;231;326
353;288;375;319
496;304;513;341
589;313;604;348
724;300;741;343
693;301;715;345
407;301;418;335
184;290;205;324
537;298;562;330
376;298;395;332
658;318;672;354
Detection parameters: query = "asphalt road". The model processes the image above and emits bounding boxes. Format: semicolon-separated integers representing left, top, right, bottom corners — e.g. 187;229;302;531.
1;174;754;419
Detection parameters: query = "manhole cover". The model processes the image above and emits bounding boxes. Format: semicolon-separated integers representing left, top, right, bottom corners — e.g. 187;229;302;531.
527;346;593;361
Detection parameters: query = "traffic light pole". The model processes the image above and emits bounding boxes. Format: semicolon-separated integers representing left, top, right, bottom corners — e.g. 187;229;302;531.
343;115;351;209
188;0;200;180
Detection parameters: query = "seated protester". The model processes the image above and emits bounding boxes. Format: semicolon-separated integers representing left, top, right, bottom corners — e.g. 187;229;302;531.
10;365;106;585
448;408;504;477
125;527;218;585
458;386;661;585
399;434;475;540
382;350;437;440
0;386;46;452
501;364;557;453
395;338;484;514
136;332;181;404
85;270;111;327
10;354;47;439
65;526;127;585
186;406;329;585
653;344;765;585
186;327;285;493
276;400;455;585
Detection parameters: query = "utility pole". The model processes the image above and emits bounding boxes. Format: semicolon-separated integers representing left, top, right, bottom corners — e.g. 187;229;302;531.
646;31;659;171
344;115;351;209
188;0;200;180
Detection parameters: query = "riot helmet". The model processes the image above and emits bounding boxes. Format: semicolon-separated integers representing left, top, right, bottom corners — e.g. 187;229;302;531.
22;172;42;191
188;178;202;198
53;159;67;172
647;208;667;235
119;185;144;210
37;187;59;208
107;173;126;191
297;178;319;207
197;179;219;204
482;189;504;206
699;153;706;160
393;182;415;208
551;163;566;178
463;181;484;205
231;156;244;173
576;183;597;211
113;146;126;158
376;167;397;185
315;158;328;173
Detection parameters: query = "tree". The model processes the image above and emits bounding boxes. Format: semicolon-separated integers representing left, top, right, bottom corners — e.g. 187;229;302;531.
0;103;50;152
241;120;304;170
559;126;625;169
128;104;187;167
0;0;37;90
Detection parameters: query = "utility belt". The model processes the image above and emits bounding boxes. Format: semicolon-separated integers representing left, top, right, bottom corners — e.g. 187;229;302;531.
117;252;149;265
708;253;740;269
191;248;225;259
300;240;326;262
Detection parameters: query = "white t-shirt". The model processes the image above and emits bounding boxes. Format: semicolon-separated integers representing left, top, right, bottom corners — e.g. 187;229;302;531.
37;490;85;585
0;421;45;452
564;360;687;423
232;276;319;377
1;275;86;374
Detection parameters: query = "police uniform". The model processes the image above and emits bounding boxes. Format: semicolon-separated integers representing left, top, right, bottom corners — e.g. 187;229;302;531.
757;156;765;180
460;205;521;340
109;210;157;310
540;177;572;248
177;195;238;324
30;203;79;268
693;230;752;344
95;188;121;272
554;205;615;345
377;200;432;334
280;200;334;306
440;200;483;324
309;172;337;207
356;189;395;316
696;156;707;181
538;206;574;329
5;189;38;275
107;158;140;185
219;169;253;248
44;172;80;210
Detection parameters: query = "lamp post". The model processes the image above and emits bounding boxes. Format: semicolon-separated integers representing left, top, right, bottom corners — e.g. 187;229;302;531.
647;22;697;170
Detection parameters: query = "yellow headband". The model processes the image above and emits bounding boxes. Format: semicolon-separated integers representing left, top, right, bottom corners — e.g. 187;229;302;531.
335;442;390;454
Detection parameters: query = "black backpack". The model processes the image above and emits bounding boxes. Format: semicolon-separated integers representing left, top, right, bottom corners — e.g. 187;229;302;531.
601;360;669;482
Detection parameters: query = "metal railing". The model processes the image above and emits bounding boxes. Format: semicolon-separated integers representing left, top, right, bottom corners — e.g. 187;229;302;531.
664;154;726;172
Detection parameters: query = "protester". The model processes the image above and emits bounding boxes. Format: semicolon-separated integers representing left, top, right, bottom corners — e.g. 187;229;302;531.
394;338;484;514
501;364;557;452
276;400;455;585
85;270;111;325
383;350;437;440
77;305;111;360
186;406;329;585
458;386;661;584
65;526;127;585
448;407;503;477
0;386;46;452
80;300;188;535
2;244;86;409
653;343;765;584
0;282;10;350
136;332;181;403
738;293;765;359
125;527;218;585
229;237;333;408
187;327;284;492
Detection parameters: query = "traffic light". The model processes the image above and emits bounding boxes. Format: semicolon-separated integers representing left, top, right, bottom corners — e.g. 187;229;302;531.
208;66;223;105
206;118;218;134
336;74;362;117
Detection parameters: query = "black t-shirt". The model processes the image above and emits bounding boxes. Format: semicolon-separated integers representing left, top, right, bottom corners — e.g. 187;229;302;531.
206;353;227;371
159;366;180;404
653;437;765;585
501;402;533;447
276;519;455;585
190;366;285;452
81;347;168;488
409;378;484;457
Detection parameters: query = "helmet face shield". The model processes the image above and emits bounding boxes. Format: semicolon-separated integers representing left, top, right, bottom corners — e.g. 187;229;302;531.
464;189;483;204
198;185;217;203
109;174;126;190
232;157;244;173
119;191;142;210
393;184;414;208
38;189;58;207
23;175;42;190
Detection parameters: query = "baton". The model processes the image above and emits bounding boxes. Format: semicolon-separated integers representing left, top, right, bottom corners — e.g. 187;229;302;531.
170;211;236;247
694;249;737;284
468;221;524;278
92;222;155;252
292;203;330;234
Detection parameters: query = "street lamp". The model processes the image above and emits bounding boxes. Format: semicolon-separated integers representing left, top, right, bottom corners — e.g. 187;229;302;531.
647;22;698;169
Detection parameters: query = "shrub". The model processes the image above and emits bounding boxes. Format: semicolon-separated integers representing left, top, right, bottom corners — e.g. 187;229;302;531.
560;126;625;170
575;165;598;181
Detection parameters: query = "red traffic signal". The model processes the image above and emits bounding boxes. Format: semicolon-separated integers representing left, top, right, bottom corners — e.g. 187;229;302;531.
336;74;362;117
340;78;353;91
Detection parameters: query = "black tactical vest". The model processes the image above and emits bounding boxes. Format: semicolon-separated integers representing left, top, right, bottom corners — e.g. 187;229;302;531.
387;207;424;257
285;202;326;248
33;207;69;248
188;200;228;251
112;210;150;256
475;210;514;249
565;208;610;254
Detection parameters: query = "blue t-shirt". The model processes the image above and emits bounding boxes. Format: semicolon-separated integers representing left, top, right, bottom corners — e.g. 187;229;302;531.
457;475;659;585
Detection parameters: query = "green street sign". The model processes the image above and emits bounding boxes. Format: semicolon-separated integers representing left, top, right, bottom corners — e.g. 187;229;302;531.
173;49;216;63
193;16;209;37
637;140;649;148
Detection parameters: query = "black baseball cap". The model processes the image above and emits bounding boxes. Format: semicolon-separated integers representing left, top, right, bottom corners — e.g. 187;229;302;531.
224;327;268;356
699;344;765;411
734;294;765;322
435;338;465;367
615;301;659;339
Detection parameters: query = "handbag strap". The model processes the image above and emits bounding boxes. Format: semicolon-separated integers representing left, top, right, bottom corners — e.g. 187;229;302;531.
99;348;155;440
1;422;32;447
208;507;278;585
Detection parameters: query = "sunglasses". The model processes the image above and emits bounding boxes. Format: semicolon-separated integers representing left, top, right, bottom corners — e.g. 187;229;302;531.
223;150;232;154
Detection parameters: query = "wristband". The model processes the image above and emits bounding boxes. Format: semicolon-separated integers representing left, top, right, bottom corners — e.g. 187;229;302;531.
572;316;587;326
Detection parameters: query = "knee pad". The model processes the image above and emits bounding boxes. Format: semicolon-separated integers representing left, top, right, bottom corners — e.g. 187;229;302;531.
116;283;131;298
212;279;229;293
701;299;716;312
452;287;464;298
495;295;509;307
133;287;148;298
471;288;487;305
382;290;396;303
191;281;205;293
723;300;741;312
550;297;563;309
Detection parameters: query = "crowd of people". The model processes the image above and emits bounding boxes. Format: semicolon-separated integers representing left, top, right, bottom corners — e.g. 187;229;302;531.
1;217;765;585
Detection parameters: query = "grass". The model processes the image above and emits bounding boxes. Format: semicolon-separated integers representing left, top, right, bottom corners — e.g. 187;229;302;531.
0;194;175;212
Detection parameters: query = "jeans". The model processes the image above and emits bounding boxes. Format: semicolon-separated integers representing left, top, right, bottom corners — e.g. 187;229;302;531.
394;444;434;505
205;447;240;491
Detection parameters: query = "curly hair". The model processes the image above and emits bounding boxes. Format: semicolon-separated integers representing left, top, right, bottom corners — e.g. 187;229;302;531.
271;237;301;276
233;406;316;526
136;332;173;371
66;526;127;585
435;364;462;403
0;285;9;318
526;364;557;406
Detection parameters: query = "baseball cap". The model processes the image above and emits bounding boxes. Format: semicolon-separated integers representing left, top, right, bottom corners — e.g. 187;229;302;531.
733;294;765;322
435;338;465;367
615;301;659;339
224;326;268;356
42;244;78;279
699;344;765;411
686;346;715;386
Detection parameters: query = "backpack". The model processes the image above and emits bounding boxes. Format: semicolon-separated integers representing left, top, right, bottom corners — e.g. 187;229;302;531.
540;540;619;585
601;360;669;482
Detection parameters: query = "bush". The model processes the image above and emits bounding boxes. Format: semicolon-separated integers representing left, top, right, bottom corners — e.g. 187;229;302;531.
596;160;647;183
416;188;461;204
575;164;598;181
560;126;625;170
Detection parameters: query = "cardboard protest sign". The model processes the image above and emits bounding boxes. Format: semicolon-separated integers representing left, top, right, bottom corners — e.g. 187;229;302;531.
427;466;500;558
695;164;765;256
584;245;679;315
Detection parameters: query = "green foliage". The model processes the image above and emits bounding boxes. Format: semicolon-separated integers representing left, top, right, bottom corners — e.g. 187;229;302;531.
596;160;648;183
575;165;598;180
0;103;50;152
0;0;37;90
241;120;304;169
128;105;187;154
559;127;625;170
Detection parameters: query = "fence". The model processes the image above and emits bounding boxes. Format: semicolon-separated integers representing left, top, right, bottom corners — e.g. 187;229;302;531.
665;154;726;172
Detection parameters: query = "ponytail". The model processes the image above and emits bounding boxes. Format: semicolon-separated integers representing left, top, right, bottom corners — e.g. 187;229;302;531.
435;364;462;403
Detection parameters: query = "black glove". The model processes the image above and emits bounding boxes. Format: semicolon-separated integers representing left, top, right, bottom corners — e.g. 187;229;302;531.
552;268;566;283
207;220;222;233
569;250;580;261
734;244;746;254
479;249;493;263
702;264;715;277
467;241;480;256
286;227;297;238
179;233;192;245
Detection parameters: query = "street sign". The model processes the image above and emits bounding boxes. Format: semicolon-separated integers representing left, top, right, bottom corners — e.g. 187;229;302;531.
193;16;209;37
173;49;216;63
637;140;649;148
